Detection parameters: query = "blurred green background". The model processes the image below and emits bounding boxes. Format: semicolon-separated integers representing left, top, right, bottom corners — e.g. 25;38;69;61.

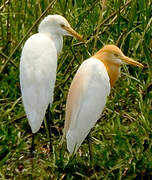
0;0;152;179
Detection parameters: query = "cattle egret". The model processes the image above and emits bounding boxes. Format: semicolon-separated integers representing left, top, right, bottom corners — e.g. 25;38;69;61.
62;45;143;155
20;15;83;154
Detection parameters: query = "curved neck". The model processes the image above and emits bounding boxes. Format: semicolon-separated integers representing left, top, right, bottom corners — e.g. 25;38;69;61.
38;21;63;55
50;34;63;55
39;31;63;56
93;54;120;87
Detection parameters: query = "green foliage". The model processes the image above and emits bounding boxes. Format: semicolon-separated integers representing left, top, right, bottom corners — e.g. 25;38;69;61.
0;0;152;179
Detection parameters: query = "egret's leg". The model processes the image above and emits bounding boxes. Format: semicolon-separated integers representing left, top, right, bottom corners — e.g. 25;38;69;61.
87;132;93;166
46;104;53;152
31;133;35;158
30;134;35;179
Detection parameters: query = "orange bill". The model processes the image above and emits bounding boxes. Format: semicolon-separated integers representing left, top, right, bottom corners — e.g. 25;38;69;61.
121;56;144;68
62;25;84;42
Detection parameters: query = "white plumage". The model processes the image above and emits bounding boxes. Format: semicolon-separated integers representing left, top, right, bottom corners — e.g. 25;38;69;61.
20;33;57;133
63;58;111;154
20;15;83;133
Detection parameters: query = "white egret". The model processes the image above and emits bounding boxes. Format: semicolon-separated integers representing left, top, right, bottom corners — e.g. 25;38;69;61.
20;15;83;154
62;45;143;157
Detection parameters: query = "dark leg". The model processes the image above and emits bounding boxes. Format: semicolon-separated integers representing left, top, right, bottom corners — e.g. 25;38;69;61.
87;132;93;166
31;133;35;158
30;134;35;179
46;104;53;152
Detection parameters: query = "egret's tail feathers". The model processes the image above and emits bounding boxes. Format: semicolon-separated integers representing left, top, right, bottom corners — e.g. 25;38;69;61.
66;129;88;154
27;111;45;133
30;123;41;134
66;133;79;154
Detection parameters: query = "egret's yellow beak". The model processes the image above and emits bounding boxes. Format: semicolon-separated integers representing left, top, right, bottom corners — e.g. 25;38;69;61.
62;25;84;42
121;56;144;68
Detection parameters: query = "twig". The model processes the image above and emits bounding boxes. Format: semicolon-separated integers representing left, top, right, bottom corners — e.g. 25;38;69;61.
0;51;17;68
0;0;10;11
93;0;132;36
122;158;133;177
102;7;126;34
93;0;107;53
0;0;57;74
63;0;69;16
85;0;132;45
117;0;121;36
4;115;26;125
74;0;99;30
6;0;10;49
135;16;152;51
2;97;22;117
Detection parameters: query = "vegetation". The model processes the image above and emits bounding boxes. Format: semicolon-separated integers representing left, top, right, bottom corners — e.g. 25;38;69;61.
0;0;152;179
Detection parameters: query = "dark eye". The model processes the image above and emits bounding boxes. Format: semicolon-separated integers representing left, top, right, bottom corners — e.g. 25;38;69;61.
114;53;118;57
60;24;65;28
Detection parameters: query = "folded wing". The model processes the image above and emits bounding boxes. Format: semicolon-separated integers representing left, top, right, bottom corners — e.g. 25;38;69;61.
64;58;111;154
20;33;57;133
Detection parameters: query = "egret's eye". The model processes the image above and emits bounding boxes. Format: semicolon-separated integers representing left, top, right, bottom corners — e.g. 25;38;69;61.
114;53;118;57
60;24;65;28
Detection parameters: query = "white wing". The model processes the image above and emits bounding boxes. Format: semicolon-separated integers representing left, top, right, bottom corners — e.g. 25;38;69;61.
20;33;57;133
64;57;111;154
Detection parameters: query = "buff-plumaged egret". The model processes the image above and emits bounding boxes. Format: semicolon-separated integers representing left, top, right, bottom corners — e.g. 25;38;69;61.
62;45;143;160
